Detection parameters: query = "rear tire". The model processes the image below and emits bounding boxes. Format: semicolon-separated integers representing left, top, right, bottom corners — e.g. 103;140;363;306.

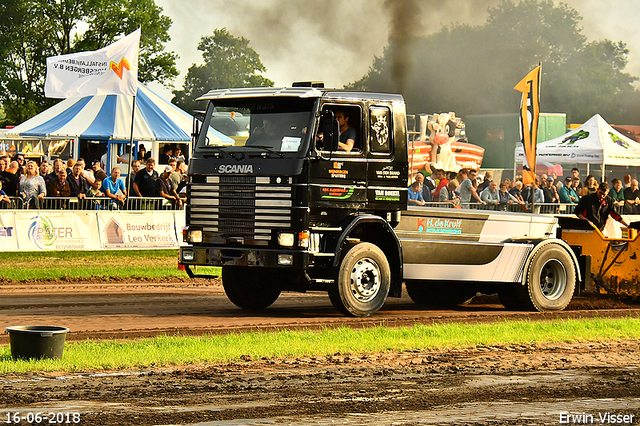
406;282;477;309
329;243;390;317
222;267;282;310
501;244;576;311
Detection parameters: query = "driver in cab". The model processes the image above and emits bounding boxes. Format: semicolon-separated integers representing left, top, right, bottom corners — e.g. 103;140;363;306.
317;109;356;152
246;116;279;146
335;110;356;152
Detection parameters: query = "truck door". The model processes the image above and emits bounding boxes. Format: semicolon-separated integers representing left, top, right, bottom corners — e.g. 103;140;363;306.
366;104;405;210
310;104;367;209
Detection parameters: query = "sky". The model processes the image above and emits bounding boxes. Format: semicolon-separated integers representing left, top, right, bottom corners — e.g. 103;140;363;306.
149;0;640;101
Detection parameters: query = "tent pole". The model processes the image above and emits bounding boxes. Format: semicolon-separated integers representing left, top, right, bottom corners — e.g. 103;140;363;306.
127;94;137;203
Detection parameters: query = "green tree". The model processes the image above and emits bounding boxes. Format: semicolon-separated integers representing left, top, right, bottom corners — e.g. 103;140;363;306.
348;0;640;125
0;0;178;127
172;28;274;114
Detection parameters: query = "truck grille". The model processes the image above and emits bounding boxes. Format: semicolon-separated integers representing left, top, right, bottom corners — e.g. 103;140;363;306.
188;176;292;241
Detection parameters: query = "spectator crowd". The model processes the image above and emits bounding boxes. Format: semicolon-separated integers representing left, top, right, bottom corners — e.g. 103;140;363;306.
408;165;640;214
0;152;188;210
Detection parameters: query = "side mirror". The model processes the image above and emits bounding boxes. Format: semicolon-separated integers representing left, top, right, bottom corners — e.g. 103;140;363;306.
323;118;339;151
192;110;207;148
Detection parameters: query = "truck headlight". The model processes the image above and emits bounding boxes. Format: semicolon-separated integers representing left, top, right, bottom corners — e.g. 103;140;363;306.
277;254;293;265
278;232;295;247
188;229;203;243
182;249;194;261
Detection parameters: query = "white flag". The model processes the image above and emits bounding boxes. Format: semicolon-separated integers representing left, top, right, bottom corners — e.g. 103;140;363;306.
45;28;141;99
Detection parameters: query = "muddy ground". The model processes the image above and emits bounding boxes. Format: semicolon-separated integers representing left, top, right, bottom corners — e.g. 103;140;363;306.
0;278;639;425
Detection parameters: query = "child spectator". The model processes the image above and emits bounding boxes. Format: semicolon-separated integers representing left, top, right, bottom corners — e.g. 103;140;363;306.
87;178;104;197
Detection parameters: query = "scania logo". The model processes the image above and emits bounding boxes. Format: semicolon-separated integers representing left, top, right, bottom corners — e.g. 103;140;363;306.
218;164;254;174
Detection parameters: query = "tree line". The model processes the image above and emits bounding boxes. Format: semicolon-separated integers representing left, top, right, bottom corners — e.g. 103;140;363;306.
348;0;640;125
1;0;639;127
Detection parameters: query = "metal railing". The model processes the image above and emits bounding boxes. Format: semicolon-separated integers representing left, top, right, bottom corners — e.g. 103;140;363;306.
7;196;184;211
2;196;583;216
420;201;577;215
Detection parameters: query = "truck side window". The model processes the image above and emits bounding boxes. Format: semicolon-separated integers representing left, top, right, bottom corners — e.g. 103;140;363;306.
370;106;392;154
318;106;361;154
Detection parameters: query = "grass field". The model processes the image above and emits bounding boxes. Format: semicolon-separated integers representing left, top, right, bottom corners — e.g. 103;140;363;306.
0;250;218;281
1;318;639;373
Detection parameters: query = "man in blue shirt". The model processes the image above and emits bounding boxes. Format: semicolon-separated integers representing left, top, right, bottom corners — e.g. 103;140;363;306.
101;167;127;208
408;173;426;206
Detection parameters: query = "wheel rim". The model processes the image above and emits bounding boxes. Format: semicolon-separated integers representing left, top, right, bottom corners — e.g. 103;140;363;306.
349;257;381;303
538;259;567;300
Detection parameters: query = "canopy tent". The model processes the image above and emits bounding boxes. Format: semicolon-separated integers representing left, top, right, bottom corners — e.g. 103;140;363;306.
515;114;640;178
7;83;228;143
6;83;231;172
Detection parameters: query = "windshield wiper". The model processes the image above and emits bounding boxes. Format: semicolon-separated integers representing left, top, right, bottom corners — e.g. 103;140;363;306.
247;145;285;158
202;146;246;161
202;146;227;158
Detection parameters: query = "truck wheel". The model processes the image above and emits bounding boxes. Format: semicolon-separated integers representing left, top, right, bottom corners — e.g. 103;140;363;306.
329;242;390;317
222;267;282;310
520;245;576;311
406;282;477;309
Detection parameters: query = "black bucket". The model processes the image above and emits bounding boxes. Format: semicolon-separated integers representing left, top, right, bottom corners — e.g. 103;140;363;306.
5;326;70;360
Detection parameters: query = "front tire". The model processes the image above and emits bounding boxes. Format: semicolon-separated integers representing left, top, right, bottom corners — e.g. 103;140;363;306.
222;267;282;310
329;243;390;317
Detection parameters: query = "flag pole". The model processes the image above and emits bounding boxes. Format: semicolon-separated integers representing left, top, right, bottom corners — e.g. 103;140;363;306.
127;92;137;206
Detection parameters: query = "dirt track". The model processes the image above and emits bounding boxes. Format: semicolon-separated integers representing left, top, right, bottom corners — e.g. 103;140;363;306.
0;279;639;425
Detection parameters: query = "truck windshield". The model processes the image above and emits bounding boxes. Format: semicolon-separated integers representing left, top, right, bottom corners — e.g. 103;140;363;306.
195;98;315;156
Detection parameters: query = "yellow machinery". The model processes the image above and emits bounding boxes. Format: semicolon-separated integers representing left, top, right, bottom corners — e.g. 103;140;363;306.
559;217;640;298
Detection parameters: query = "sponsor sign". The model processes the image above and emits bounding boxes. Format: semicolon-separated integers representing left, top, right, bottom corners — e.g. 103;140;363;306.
374;189;400;201
417;217;463;235
98;212;178;249
0;213;18;251
15;212;98;251
45;29;140;98
329;162;348;179
375;165;401;180
321;187;354;200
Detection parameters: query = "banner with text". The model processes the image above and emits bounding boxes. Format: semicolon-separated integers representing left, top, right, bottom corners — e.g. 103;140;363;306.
97;212;178;249
14;212;100;251
0;213;18;251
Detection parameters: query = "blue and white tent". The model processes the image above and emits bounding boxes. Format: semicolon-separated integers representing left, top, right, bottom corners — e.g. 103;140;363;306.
8;83;228;143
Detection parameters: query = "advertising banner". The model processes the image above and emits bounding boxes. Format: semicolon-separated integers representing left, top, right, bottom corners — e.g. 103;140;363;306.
174;211;187;247
15;212;99;251
0;213;18;251
98;211;178;249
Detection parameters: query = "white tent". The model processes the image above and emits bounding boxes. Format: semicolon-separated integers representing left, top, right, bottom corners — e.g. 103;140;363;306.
515;114;640;177
5;83;232;171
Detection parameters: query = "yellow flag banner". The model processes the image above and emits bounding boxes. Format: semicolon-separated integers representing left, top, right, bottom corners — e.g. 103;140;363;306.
514;64;541;185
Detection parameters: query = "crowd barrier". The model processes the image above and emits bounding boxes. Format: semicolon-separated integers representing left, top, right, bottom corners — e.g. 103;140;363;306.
422;201;637;216
1;196;182;211
420;202;577;214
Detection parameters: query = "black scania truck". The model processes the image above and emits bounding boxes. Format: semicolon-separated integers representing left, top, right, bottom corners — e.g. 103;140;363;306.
179;84;581;317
